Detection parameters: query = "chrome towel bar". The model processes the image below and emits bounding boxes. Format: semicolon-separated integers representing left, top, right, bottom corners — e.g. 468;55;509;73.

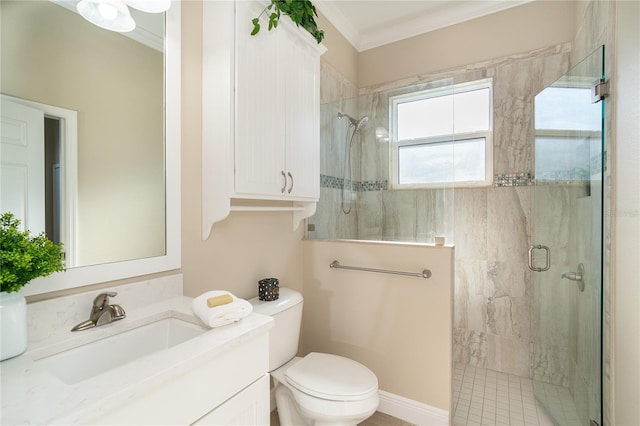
329;260;432;279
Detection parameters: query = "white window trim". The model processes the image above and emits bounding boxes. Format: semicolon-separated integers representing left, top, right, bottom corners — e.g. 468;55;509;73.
389;78;494;189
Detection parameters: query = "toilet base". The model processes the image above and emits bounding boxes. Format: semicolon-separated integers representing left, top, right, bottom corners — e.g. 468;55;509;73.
275;384;377;426
275;384;313;426
271;355;379;426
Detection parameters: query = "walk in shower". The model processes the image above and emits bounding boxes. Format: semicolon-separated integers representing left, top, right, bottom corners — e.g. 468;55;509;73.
310;78;455;244
311;45;605;426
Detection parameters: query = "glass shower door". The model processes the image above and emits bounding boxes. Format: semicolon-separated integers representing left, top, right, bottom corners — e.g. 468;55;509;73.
531;46;604;426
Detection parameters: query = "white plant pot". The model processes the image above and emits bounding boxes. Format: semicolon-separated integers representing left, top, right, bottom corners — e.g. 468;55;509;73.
0;291;28;361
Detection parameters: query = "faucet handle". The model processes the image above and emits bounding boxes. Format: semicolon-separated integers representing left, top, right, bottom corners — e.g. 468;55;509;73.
93;292;117;308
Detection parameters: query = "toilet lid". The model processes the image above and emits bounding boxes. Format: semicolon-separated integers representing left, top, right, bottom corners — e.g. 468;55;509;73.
285;353;378;401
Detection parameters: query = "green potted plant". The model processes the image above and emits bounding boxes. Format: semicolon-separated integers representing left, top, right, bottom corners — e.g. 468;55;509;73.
0;212;65;360
251;0;325;44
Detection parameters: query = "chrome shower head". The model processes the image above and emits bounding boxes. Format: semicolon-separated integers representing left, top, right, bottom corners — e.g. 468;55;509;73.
355;116;368;133
338;112;368;133
338;111;357;126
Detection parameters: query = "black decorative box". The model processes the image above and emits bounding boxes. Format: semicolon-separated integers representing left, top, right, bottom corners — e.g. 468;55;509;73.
258;278;279;301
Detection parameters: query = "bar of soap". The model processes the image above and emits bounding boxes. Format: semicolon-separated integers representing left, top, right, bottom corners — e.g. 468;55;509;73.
207;294;234;308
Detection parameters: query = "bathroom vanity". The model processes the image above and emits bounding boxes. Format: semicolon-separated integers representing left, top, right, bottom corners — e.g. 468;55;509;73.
0;277;272;425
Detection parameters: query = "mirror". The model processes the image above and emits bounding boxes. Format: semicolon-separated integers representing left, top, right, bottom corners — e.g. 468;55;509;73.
0;0;181;296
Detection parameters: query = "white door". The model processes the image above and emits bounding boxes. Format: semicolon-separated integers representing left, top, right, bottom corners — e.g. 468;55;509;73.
0;98;45;233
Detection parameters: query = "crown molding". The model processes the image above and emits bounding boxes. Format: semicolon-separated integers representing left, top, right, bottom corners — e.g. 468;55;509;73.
316;0;535;52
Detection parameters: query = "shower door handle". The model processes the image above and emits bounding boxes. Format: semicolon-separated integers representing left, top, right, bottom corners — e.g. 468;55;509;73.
528;245;550;272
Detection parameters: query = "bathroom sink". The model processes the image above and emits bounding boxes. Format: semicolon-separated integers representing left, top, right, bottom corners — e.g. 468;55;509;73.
36;317;207;384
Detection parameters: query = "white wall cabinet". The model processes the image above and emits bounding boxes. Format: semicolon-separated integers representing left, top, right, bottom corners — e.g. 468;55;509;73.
202;0;326;239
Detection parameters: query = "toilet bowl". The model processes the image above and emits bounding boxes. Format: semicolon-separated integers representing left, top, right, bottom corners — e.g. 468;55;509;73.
249;288;379;426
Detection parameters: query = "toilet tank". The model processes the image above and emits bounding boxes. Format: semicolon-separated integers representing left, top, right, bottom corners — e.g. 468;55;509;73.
249;287;303;372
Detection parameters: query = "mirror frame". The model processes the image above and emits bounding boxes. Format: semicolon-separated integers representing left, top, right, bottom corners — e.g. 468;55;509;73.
22;1;181;296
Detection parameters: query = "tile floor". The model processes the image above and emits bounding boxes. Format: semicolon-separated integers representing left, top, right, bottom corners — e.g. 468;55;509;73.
532;380;584;426
453;363;583;426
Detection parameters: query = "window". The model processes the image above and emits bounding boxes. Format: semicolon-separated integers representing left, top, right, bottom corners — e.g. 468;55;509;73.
534;86;601;182
390;79;493;188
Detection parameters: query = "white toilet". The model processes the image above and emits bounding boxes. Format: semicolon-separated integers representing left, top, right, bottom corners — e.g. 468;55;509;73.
249;288;379;426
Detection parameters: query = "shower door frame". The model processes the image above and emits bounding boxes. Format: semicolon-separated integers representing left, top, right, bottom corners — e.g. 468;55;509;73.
530;45;606;426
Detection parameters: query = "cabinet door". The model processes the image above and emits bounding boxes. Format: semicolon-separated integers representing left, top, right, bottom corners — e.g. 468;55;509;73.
282;30;320;199
193;374;270;426
234;1;286;197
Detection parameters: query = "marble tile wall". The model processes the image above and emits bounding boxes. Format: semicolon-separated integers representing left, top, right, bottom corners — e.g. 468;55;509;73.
319;61;358;105
451;45;603;389
453;185;534;378
312;62;359;240
312;72;456;244
530;185;586;387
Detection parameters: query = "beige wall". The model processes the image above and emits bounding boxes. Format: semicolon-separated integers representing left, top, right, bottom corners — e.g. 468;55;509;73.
180;1;305;300
357;1;575;89
302;240;453;410
182;3;453;412
316;11;359;87
1;1;164;267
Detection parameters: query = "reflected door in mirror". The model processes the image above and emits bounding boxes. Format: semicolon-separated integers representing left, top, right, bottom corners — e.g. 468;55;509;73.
0;0;166;268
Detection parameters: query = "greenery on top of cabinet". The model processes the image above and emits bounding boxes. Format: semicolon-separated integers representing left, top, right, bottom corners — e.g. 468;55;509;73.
251;0;324;44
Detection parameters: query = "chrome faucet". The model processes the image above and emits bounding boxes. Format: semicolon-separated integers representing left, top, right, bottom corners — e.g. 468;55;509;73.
71;292;126;331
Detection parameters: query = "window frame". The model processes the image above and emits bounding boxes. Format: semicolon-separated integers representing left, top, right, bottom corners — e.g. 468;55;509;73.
389;78;494;189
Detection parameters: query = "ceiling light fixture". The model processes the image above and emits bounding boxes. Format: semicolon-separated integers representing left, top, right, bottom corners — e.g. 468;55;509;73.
76;0;171;33
125;0;171;14
77;0;136;32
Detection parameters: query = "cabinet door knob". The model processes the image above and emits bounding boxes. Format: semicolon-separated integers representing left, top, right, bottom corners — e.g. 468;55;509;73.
281;171;287;194
287;172;294;194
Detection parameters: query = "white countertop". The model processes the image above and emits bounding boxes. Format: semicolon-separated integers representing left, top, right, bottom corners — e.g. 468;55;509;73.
0;296;273;425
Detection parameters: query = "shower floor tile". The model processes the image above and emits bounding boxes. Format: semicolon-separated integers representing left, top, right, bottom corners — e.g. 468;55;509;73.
453;363;580;426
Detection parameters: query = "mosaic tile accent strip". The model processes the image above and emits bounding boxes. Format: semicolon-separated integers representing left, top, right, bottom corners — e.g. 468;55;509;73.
320;174;388;192
325;172;595;190
494;172;535;187
320;174;343;189
358;180;388;191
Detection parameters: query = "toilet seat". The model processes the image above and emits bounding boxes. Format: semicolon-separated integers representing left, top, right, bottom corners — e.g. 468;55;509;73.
285;353;378;401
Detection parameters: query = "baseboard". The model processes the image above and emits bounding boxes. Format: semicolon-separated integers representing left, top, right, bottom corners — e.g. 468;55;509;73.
378;390;449;425
270;386;450;425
